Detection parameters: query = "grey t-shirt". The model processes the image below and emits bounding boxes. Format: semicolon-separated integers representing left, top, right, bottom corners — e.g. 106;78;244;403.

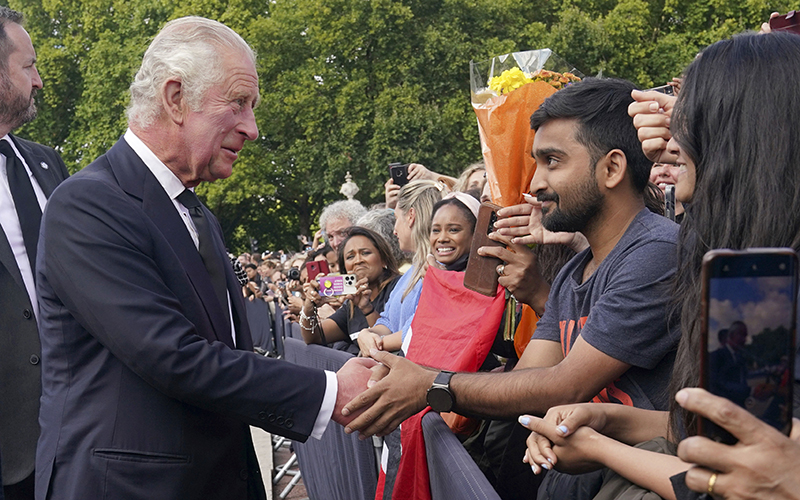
534;208;681;411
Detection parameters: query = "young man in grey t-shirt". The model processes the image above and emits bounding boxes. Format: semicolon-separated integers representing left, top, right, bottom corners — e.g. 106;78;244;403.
342;79;682;472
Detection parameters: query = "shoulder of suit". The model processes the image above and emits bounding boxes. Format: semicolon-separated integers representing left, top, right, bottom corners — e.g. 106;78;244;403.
9;134;58;155
10;133;69;177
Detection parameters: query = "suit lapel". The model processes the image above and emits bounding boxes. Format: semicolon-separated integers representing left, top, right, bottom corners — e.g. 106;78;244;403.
11;135;61;197
0;224;27;293
105;139;234;348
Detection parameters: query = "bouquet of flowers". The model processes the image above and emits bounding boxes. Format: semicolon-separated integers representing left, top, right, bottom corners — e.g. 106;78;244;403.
470;49;582;206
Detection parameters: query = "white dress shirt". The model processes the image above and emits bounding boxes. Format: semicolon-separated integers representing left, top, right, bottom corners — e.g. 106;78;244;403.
123;129;336;439
0;135;47;321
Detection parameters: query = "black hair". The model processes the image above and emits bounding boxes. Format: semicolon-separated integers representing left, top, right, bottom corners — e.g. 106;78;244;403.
0;7;23;70
530;78;652;196
244;263;257;271
668;32;800;439
337;226;400;288
431;196;478;235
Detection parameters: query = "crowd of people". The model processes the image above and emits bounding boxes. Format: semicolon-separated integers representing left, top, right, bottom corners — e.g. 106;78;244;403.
1;5;799;500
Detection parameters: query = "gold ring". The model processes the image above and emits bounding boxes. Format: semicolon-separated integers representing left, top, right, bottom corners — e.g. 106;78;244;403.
707;472;718;495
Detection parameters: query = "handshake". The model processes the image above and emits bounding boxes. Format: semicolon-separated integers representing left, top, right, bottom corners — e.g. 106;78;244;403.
331;350;439;437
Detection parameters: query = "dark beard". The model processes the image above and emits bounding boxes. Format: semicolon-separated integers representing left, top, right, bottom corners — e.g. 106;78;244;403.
0;77;37;129
540;172;603;233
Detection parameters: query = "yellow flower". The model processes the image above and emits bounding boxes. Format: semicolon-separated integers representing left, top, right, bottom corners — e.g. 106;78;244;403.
488;67;582;95
488;67;533;95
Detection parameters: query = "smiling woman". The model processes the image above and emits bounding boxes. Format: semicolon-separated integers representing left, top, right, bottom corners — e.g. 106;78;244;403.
430;193;479;271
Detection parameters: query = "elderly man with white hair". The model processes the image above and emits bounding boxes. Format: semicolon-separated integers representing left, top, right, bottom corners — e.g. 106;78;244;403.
34;17;375;500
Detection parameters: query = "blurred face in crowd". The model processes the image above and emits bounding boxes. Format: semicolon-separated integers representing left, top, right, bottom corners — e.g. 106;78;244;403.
430;203;474;266
171;47;259;188
467;170;486;191
727;323;748;350
325;218;350;252
393;207;415;253
245;267;257;280
480;182;492;204
530;118;603;233
666;137;697;205
343;235;384;284
0;23;41;131
649;162;681;193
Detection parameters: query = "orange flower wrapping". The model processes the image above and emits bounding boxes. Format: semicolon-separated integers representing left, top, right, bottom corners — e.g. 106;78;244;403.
474;81;558;207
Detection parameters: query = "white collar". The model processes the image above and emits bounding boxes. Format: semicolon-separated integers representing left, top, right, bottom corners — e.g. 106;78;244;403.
124;128;188;200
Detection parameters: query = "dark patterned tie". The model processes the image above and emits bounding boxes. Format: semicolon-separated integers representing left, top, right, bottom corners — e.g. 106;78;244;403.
176;189;230;324
1;140;41;273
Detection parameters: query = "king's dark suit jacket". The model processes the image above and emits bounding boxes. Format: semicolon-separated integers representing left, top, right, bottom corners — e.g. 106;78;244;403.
35;139;327;500
0;135;68;487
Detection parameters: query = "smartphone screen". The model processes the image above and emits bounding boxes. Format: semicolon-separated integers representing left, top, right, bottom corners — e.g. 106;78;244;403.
700;249;797;443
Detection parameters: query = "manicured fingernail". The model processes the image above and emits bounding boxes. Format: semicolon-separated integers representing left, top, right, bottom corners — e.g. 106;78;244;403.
367;379;376;388
541;462;550;470
531;464;539;474
547;458;554;465
557;425;568;435
518;416;531;426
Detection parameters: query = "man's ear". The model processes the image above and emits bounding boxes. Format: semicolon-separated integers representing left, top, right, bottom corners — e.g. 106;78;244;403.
598;149;627;190
162;78;186;125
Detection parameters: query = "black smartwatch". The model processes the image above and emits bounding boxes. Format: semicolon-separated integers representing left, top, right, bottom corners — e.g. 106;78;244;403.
426;370;456;412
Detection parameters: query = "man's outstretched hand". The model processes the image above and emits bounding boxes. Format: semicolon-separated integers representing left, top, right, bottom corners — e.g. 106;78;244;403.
340;350;438;438
332;357;381;427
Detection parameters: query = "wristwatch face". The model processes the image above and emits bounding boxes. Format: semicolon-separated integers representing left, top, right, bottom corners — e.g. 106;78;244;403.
427;386;454;413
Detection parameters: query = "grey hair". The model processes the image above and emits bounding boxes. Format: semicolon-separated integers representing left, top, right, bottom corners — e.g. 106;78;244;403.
0;7;23;71
127;16;256;128
319;199;367;232
357;208;406;266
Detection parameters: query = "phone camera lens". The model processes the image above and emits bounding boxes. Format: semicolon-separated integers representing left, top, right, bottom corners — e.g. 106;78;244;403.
780;263;786;271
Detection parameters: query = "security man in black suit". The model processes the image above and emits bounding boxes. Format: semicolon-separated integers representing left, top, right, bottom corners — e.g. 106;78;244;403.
0;7;69;500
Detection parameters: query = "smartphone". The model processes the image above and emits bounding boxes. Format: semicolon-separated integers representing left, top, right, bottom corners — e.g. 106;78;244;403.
306;260;330;282
316;274;358;297
665;185;675;222
388;162;410;187
646;84;674;96
769;11;800;35
464;202;504;296
699;248;797;444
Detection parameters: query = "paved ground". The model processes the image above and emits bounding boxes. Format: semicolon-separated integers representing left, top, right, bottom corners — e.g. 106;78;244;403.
251;427;309;500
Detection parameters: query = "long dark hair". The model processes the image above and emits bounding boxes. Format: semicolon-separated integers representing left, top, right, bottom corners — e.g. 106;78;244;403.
668;32;800;439
337;226;400;291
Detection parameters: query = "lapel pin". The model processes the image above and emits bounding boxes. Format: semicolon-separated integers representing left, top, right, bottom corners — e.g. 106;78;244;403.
40;161;49;170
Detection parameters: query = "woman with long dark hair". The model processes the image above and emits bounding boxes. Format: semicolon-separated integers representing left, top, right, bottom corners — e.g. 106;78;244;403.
299;227;401;354
518;32;800;500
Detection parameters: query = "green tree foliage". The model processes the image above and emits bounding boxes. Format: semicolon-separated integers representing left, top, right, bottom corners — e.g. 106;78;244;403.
9;0;791;252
